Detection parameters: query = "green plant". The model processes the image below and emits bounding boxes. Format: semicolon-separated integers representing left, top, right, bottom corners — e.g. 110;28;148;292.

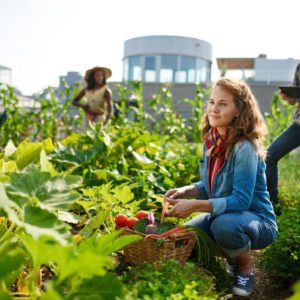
288;280;300;300
183;84;210;143
264;93;293;144
120;260;218;300
0;83;85;148
260;205;300;283
277;152;300;209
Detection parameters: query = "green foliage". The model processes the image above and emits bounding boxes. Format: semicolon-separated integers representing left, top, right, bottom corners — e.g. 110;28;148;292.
277;152;300;209
0;83;85;147
183;84;210;143
260;205;300;282
17;233;130;299
133;218;149;233
120;260;218;300
264;93;294;144
0;249;25;287
288;280;300;300
0;80;298;299
132;218;174;234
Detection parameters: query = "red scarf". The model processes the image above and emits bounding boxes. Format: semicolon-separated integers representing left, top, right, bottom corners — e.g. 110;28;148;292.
204;128;228;193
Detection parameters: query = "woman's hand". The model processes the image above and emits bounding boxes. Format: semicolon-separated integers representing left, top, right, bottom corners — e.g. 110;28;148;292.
279;91;297;105
165;198;199;218
164;187;188;200
164;185;200;200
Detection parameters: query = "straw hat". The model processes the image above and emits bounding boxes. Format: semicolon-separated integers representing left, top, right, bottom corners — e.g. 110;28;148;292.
84;66;112;81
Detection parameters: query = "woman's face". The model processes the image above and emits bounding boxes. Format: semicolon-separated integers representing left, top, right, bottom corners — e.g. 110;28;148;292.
93;70;105;85
207;85;239;135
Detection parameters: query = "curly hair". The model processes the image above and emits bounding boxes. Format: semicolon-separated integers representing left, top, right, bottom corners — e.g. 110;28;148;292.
85;70;106;90
202;78;267;158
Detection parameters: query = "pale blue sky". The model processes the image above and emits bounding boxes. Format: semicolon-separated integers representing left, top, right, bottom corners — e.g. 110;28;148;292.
0;0;299;95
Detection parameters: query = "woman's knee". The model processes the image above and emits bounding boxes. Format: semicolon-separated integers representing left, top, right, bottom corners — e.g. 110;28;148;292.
185;213;211;235
210;215;248;249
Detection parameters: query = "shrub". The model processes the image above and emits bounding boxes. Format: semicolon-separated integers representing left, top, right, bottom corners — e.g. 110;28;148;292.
260;206;300;283
120;260;219;300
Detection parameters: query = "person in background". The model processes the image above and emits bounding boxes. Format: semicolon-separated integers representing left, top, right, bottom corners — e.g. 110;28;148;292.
72;66;113;125
266;62;300;209
164;78;277;297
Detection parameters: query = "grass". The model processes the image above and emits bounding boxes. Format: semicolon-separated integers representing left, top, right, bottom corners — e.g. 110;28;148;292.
278;150;300;208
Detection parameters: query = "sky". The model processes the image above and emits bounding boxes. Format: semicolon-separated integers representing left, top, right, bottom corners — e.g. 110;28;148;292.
0;0;299;95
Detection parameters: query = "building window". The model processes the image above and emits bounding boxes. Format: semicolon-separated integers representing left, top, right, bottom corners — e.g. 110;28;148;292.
145;56;156;82
176;56;195;83
123;58;129;81
160;55;177;82
196;59;211;83
128;56;142;80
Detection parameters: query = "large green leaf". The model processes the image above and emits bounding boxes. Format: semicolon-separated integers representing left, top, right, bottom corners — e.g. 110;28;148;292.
41;138;55;152
0;184;70;245
22;205;71;245
113;185;134;204
57;250;109;283
79;231;142;256
6;171;82;209
20;233;111;283
80;210;110;237
70;273;124;300
19;235;56;268
0;159;17;173
0;249;24;286
13;139;55;170
14;140;42;169
0;291;13;300
20;234;109;282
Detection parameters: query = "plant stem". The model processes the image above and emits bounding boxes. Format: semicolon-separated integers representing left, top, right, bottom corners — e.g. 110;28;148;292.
0;221;16;244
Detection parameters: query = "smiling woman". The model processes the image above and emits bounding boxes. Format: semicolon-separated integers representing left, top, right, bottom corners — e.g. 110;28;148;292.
164;78;278;297
207;86;239;135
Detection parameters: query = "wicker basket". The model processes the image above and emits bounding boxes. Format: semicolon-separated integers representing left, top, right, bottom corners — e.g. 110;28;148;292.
123;227;197;265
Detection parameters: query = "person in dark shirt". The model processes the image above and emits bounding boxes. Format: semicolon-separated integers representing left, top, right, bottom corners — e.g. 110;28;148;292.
266;62;300;209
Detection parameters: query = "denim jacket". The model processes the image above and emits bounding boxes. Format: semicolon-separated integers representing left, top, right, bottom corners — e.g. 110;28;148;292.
194;140;277;229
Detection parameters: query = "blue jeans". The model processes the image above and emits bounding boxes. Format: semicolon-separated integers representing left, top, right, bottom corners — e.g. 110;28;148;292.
266;123;300;205
186;212;277;257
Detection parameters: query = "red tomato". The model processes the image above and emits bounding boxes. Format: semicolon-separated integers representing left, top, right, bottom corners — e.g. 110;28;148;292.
127;217;139;229
135;210;149;219
115;214;128;227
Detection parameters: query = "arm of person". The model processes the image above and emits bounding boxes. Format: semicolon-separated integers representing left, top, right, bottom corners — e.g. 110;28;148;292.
104;89;113;124
193;181;209;199
166;198;212;218
165;184;202;200
72;88;87;108
208;141;258;216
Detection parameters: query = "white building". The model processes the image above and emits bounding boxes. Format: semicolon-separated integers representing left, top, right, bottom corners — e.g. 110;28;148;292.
254;57;299;83
123;35;212;84
0;64;12;85
216;55;299;84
